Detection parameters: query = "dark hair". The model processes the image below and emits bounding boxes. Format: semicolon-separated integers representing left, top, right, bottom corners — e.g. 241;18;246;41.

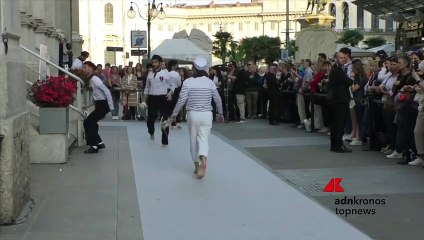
81;51;89;58
167;60;178;71
84;61;97;70
389;56;398;63
304;59;312;66
151;54;162;62
97;64;102;67
193;68;208;78
339;47;352;58
398;55;411;68
352;58;362;65
378;60;384;68
105;63;111;67
411;50;424;61
318;53;327;60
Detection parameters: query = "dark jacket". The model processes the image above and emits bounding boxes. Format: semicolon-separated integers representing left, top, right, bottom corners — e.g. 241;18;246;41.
328;64;352;104
246;71;261;91
265;72;279;93
233;69;249;94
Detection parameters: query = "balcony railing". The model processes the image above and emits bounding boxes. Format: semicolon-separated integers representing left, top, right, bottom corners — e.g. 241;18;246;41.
334;28;397;33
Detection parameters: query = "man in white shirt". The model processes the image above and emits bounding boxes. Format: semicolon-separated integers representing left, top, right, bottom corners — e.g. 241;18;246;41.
167;60;182;128
142;55;175;145
171;57;224;179
71;51;89;70
82;61;114;154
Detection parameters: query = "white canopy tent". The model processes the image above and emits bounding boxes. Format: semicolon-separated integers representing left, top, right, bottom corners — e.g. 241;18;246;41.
151;39;211;63
336;44;374;57
368;43;396;55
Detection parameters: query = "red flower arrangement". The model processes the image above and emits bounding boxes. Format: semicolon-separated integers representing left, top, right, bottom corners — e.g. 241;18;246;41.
29;76;77;107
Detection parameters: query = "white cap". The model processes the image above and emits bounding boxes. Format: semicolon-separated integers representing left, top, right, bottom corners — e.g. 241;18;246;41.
193;57;208;71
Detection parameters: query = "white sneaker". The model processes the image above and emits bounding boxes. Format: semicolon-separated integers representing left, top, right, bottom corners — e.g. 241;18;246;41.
112;116;119;120
350;138;363;146
408;157;424;166
386;151;403;159
304;119;311;132
342;134;350;141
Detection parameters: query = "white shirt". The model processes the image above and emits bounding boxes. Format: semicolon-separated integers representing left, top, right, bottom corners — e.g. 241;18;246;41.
71;58;83;70
91;75;114;110
212;76;221;89
168;70;182;88
378;67;391;82
172;76;223;116
144;69;175;95
381;73;396;101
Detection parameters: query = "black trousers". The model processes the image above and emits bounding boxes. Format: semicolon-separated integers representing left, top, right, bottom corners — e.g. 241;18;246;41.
269;91;280;123
83;100;110;146
330;103;350;149
170;88;181;125
147;95;170;145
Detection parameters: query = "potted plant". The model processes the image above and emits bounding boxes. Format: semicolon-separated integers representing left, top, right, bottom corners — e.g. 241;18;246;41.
28;76;77;134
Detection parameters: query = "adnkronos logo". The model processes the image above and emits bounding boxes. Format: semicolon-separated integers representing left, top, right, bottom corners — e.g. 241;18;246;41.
322;178;386;217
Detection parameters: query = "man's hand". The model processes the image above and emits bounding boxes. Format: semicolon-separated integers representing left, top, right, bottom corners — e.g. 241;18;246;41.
166;91;173;101
140;102;147;109
216;114;224;123
170;115;177;123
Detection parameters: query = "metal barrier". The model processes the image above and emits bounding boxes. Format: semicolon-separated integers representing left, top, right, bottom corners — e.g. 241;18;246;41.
20;45;90;147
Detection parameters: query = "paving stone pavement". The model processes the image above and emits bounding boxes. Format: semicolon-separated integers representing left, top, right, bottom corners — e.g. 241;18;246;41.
214;119;424;240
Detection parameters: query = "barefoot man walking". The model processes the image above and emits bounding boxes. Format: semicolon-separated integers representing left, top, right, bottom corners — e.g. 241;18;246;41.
171;57;224;179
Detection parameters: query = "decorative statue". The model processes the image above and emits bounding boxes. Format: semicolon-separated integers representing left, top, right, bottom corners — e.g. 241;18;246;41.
306;0;328;15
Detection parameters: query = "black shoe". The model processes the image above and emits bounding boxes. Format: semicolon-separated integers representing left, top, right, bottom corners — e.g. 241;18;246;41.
333;145;352;153
84;146;98;154
97;143;105;149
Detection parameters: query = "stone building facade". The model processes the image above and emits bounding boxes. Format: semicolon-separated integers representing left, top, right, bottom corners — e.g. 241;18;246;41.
0;0;82;224
80;0;397;65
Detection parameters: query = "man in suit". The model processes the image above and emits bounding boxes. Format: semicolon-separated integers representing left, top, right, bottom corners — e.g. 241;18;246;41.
329;52;353;152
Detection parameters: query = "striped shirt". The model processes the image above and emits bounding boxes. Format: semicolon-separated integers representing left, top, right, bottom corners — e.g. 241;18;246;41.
91;75;114;110
144;69;175;95
172;76;223;116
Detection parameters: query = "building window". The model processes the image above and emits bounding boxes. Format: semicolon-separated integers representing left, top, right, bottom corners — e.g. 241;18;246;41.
208;24;212;32
158;24;163;31
239;22;243;31
271;22;276;30
104;3;113;24
356;6;364;29
168;24;174;32
371;14;379;30
342;2;349;29
386;20;393;32
255;22;259;31
329;3;336;29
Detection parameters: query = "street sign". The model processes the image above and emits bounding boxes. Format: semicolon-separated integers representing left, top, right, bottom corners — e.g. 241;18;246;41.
131;31;147;48
281;49;289;60
131;50;147;56
106;47;123;52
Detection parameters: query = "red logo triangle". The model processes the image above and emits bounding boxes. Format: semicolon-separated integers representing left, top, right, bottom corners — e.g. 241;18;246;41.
323;178;335;192
323;178;344;192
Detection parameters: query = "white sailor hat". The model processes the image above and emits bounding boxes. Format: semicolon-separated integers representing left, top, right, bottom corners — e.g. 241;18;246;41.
193;57;208;71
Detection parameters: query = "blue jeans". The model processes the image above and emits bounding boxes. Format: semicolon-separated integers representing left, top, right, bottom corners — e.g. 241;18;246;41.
112;95;120;116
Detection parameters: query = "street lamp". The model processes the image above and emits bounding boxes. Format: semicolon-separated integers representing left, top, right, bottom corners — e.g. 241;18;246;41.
127;1;166;59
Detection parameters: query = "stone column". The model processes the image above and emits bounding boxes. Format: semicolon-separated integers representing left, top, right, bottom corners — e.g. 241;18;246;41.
0;0;30;224
71;0;83;55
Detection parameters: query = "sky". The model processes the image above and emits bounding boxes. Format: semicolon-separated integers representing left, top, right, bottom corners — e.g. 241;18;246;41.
165;0;251;5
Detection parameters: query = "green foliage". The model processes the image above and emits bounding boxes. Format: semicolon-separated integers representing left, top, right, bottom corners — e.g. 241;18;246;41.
239;36;281;65
229;41;245;62
212;31;234;64
283;40;298;57
363;36;387;49
336;29;364;47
